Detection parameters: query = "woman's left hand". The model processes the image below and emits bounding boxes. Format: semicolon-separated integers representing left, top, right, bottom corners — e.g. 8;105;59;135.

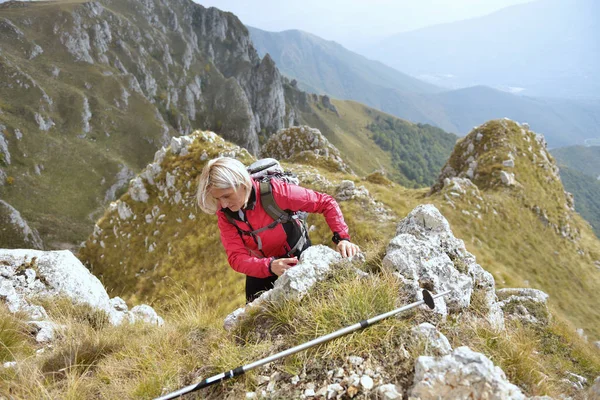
336;240;360;258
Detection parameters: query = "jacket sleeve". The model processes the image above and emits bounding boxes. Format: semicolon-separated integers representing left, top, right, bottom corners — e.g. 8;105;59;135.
271;180;351;241
216;212;274;279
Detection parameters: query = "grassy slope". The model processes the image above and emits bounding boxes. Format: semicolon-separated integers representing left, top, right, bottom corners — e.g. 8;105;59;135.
0;0;260;249
4;123;600;398
0;1;172;247
80;121;600;344
294;97;457;187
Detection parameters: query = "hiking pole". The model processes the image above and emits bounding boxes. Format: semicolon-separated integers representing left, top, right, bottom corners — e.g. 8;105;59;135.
155;289;451;400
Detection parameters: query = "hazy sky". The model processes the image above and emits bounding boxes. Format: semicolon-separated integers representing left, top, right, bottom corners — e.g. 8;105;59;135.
195;0;536;51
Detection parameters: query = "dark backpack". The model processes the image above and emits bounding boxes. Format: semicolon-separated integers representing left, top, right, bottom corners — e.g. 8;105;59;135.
225;158;310;258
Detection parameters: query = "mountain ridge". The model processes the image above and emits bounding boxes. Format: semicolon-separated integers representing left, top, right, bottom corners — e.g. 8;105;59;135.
249;26;600;148
363;0;600;99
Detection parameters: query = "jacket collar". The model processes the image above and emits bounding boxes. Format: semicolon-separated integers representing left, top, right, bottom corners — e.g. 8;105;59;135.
221;184;256;219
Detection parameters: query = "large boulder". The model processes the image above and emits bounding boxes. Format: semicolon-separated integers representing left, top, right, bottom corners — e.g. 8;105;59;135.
383;205;504;329
0;249;163;334
261;126;352;173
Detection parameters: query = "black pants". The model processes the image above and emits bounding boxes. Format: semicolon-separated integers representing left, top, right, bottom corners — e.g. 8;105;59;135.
246;274;279;303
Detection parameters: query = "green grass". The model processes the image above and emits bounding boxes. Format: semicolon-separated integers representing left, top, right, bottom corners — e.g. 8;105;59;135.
2;261;600;399
0;305;34;363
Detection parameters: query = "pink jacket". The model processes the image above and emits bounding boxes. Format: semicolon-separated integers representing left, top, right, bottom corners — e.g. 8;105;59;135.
216;178;350;278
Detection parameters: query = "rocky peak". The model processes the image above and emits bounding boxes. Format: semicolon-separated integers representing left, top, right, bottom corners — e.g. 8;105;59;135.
0;0;296;248
430;119;579;239
261;125;352;174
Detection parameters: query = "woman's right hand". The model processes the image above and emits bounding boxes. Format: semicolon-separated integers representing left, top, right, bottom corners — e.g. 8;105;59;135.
270;257;298;276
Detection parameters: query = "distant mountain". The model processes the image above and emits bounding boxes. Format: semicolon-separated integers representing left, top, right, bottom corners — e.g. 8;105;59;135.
0;0;458;250
362;0;600;99
250;28;600;148
248;27;441;96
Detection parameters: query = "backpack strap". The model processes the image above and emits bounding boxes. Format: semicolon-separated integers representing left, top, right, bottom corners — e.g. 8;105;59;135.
225;180;310;258
259;180;292;223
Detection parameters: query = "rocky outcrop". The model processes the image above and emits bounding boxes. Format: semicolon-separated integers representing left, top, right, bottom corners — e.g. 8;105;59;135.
0;249;163;342
410;346;529;400
383;204;504;329
496;288;550;325
0;200;43;250
262;125;352;173
429;119;579;240
335;180;395;222
224;245;350;331
0;0;295;249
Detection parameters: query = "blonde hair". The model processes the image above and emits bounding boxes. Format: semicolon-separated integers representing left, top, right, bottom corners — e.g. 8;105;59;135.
196;157;252;214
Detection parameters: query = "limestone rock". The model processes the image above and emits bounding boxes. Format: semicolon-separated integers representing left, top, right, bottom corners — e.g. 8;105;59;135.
262;126;352;173
384;205;503;328
335;180;370;202
0;249;164;332
28;320;61;343
128;176;149;203
410;346;527;400
224;245;346;331
589;376;600;399
496;288;550;325
377;384;403;399
0;200;44;249
129;304;165;326
500;171;516;186
410;322;452;356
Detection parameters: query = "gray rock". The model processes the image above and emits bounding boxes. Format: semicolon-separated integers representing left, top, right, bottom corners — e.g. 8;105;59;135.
410;346;526;400
565;371;587;391
0;249;163;329
388;205;503;328
224;245;344;330
0;129;10;165
497;288;550;325
336;180;370;202
496;288;548;303
503;159;515;168
82;96;92;134
109;296;128;312
500;171;516;186
360;375;374;390
411;323;452;356
28;320;61;343
117;201;133;220
104;165;135;202
129;304;165;326
377;384;402;399
34;113;55;131
0;200;44;249
589;376;600;399
128;176;149;203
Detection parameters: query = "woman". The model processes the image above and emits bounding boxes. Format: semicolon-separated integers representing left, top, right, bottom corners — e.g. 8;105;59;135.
197;157;360;302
